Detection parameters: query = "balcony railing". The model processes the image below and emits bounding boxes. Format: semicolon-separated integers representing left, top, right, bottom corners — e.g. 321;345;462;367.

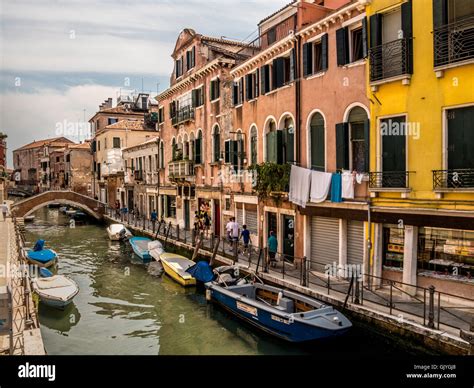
168;160;195;179
434;16;474;67
369;171;413;189
171;106;195;127
369;38;411;82
433;169;474;189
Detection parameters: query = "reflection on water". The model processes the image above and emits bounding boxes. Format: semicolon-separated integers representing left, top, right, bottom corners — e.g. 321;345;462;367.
24;207;433;356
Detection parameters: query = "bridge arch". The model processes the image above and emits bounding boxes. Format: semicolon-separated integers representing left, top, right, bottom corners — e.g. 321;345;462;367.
11;191;106;220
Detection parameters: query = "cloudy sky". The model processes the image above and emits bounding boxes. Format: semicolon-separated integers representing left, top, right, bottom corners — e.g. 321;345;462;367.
0;0;288;167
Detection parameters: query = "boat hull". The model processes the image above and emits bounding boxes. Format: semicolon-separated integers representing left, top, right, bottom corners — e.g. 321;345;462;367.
129;237;152;263
161;259;196;287
208;285;350;342
33;276;79;310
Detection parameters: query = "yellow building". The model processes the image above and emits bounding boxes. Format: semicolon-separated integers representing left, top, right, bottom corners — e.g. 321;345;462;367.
366;0;474;297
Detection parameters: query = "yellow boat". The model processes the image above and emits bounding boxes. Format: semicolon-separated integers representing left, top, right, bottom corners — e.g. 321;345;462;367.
159;253;197;287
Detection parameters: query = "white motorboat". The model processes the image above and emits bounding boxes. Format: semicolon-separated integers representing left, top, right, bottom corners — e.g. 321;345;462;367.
149;240;165;261
32;275;79;310
106;224;133;241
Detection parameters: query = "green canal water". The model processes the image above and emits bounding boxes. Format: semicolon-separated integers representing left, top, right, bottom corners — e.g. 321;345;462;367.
24;207;435;356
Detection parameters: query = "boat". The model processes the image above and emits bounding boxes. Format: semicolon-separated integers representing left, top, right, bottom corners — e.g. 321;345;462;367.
129;237;154;263
160;253;196;287
59;206;68;214
65;209;77;216
149;240;165;261
24;215;35;222
107;224;133;241
205;267;352;342
25;240;57;268
32;275;79;310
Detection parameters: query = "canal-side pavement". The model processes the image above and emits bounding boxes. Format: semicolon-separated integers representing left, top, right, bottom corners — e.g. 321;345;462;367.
105;215;474;356
0;211;45;355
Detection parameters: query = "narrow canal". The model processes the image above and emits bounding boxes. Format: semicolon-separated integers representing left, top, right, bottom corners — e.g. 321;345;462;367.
24;207;435;355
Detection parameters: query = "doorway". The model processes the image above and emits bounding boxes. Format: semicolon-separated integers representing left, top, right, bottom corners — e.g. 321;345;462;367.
282;215;295;261
267;212;278;239
184;200;190;230
213;199;220;236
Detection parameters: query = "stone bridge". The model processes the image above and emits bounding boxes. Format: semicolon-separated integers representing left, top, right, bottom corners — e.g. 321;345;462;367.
11;191;106;220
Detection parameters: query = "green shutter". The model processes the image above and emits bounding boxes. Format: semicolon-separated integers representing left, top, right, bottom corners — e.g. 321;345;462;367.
225;140;230;163
336;27;349;66
276;130;284;165
232;140;239;171
260;67;266;95
303;42;313;77
290;48;296;82
336;123;349;170
362;17;368;58
266;132;276;163
401;0;413;74
284;128;294;164
195;137;202;164
369;13;382;48
192;89;197;107
311;123;325;171
321;34;328;71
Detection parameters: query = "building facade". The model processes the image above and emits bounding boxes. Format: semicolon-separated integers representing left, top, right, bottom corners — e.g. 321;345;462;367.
64;142;93;196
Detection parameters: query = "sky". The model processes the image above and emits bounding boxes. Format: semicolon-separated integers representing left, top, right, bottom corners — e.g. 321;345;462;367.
0;0;288;167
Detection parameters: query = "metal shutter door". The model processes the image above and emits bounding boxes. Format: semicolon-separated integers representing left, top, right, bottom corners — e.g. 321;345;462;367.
347;221;364;266
310;217;339;268
245;209;258;235
236;206;244;228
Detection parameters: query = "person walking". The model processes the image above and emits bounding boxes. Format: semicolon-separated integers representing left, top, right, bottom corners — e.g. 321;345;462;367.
267;231;278;267
1;202;8;221
150;209;158;232
240;224;251;257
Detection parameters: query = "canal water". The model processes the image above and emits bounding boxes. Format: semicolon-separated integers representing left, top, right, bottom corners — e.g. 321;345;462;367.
24;207;435;356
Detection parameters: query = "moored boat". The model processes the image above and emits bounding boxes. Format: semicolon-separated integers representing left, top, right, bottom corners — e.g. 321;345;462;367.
160;253;196;287
32;275;79;310
129;237;153;263
25;240;57;268
107;224;133;241
24;215;35;222
206;268;352;342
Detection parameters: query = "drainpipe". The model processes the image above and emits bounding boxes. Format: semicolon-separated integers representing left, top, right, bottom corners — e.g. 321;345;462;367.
295;34;301;167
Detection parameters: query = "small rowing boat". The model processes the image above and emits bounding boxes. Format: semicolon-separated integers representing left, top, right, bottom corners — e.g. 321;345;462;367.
25;240;57;268
129;237;153;263
160;253;196;287
107;224;133;241
32;275;79;310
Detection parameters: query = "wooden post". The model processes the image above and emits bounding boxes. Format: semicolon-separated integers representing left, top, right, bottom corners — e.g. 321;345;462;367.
210;239;220;266
192;232;203;262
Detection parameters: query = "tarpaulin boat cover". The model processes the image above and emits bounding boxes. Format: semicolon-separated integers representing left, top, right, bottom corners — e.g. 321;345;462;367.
186;261;214;283
34;240;45;252
27;249;56;263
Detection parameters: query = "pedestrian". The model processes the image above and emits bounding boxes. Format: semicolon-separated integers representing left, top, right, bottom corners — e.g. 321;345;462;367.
151;209;157;232
1;201;8;221
267;231;278;267
240;224;250;256
203;212;211;237
225;217;234;249
115;200;120;218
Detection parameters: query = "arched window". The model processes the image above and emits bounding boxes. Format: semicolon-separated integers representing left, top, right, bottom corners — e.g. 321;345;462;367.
265;119;277;163
282;116;295;164
212;125;220;162
347;106;369;173
195;130;202;164
310;112;325;171
250;126;258;165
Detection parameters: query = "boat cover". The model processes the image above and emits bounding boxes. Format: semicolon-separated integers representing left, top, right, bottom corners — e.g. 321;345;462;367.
40;268;54;278
27;249;56;263
35;276;72;290
33;240;45;252
186;261;214;283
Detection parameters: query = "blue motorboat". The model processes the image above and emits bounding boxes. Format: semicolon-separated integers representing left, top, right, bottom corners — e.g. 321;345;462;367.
205;267;352;342
26;240;58;268
129;237;153;263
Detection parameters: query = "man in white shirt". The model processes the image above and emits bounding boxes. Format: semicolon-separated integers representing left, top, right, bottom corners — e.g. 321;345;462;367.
1;202;8;221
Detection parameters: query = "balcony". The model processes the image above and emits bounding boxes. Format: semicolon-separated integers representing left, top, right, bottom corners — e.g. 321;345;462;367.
369;38;411;83
369;171;414;190
433;169;474;190
434;16;474;68
171;106;195;127
168;159;195;180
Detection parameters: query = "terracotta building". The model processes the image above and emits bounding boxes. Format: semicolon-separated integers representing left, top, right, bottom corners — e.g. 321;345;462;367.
64;142;93;196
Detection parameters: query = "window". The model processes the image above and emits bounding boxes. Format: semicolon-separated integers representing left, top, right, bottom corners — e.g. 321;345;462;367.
303;34;328;77
250;126;257;165
175;57;184;78
66;154;70;163
104;138;107;149
337;20;368;66
446;106;474;175
310;113;325;171
195;130;202;164
272;49;296;89
260;65;272;94
233;78;244;106
165;195;176;218
245;71;259;101
107;118;118;125
158;107;164;124
192;86;204;107
382;225;405;269
267;27;276;46
224;136;244;172
113;137;121;149
266;118;294;165
186;46;196;70
350;26;364;62
213;126;220;162
210;78;220;101
348;107;369;173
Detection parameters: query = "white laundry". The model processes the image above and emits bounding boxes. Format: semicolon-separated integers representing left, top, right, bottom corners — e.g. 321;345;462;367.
356;173;364;184
342;171;354;199
310;171;332;203
289;165;312;208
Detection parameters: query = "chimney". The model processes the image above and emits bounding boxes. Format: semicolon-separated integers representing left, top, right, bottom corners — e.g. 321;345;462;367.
105;98;113;108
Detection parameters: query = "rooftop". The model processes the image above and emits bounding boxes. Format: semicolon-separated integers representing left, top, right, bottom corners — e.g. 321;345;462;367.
14;137;74;152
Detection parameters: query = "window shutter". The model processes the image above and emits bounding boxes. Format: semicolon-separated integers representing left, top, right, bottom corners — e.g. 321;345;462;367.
311;123;325;171
266;132;276;163
290;48;296;82
321;34;329;71
192;89;197;107
284;128;295;164
185;51;190;72
214;132;220;162
260;67;266;95
276;130;284;165
336;27;349;66
433;0;447;29
401;0;413;74
232;140;239;171
238;139;245;166
369;14;382;48
364;119;370;173
192;46;196;67
273;57;285;88
239;78;244;104
303;42;312;77
246;74;252;101
195;137;202;164
210;80;214;101
361;18;369;58
255;71;259;97
225;140;230;163
336;123;349;170
233;82;239;105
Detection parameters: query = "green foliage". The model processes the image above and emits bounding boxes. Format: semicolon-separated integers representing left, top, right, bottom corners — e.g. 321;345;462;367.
249;162;290;200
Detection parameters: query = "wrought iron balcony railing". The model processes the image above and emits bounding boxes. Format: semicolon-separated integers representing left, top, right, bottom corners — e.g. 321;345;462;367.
434;16;474;67
433;169;474;189
369;38;411;82
369;171;413;189
168;159;195;179
171;106;195;126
